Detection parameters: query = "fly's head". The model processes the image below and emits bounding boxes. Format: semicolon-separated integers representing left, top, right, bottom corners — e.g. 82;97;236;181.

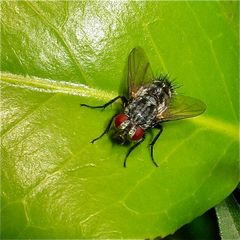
113;113;144;144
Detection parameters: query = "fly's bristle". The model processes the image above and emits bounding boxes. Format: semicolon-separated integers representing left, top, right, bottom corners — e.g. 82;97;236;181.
156;73;169;82
155;74;181;94
169;78;182;92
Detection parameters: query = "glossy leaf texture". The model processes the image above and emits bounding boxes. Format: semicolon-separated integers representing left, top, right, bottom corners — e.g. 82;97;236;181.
1;1;239;238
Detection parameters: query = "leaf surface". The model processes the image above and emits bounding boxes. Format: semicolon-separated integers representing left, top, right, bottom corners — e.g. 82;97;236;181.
1;1;239;238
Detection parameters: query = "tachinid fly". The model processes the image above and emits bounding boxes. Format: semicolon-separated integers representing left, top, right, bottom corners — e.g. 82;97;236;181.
81;47;206;167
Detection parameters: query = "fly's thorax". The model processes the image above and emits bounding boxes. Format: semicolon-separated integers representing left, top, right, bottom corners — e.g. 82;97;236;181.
150;80;173;118
124;96;158;129
123;80;173;129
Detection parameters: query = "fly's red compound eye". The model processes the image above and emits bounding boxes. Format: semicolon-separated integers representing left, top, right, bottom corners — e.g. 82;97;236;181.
115;113;128;128
131;127;144;141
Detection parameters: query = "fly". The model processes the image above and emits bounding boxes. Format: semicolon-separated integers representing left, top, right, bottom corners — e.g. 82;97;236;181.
81;47;206;167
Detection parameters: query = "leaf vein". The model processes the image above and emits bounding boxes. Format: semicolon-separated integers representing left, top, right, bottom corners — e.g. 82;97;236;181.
25;2;88;85
1;93;56;138
186;2;237;121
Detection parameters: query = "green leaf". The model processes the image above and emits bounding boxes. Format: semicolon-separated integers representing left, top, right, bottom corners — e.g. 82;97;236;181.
215;191;240;240
1;1;239;238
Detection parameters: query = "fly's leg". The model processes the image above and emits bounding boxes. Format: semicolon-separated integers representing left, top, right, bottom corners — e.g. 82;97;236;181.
80;96;127;109
149;125;163;167
124;136;145;168
81;96;127;143
91;114;117;144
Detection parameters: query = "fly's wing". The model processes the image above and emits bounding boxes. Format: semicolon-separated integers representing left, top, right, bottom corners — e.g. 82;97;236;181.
128;47;154;97
159;95;206;122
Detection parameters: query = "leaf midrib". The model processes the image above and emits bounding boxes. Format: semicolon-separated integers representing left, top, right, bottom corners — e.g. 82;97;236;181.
1;72;239;141
1;72;115;100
